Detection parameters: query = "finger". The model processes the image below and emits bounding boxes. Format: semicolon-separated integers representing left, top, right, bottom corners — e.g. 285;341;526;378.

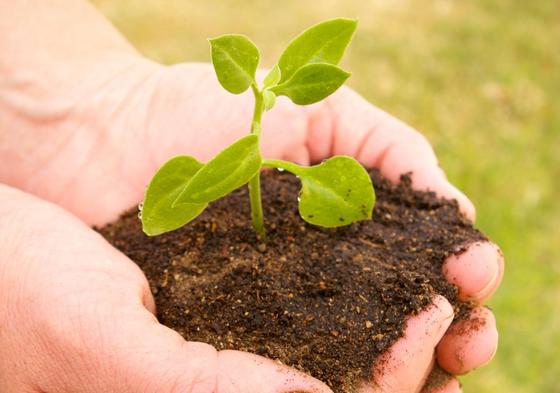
308;87;475;221
436;307;498;375
280;141;311;165
377;147;475;222
443;242;504;302
91;310;332;393
420;366;462;393
218;350;332;393
360;295;454;393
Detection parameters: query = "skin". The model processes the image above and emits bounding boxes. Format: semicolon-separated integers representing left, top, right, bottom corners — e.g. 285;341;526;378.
0;1;503;392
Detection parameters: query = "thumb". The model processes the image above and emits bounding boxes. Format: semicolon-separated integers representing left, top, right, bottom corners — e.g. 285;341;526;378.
85;305;333;393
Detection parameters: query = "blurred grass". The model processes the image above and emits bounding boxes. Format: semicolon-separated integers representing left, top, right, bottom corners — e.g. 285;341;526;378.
91;1;560;392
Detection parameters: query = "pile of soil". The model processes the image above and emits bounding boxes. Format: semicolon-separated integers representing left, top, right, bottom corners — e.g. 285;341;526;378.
99;169;485;392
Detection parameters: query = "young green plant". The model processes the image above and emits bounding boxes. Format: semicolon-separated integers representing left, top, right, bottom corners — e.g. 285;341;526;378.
140;18;375;237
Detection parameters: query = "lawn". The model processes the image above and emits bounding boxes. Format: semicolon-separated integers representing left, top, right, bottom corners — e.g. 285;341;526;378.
92;1;560;391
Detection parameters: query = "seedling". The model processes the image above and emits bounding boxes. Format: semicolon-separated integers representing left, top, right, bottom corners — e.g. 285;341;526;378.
140;18;375;237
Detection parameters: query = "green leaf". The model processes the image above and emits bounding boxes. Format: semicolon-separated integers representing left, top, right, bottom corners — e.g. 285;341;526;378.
278;18;357;83
263;64;281;88
298;156;374;227
264;156;375;227
209;34;260;94
263;89;276;111
270;63;350;105
141;156;207;236
174;135;262;205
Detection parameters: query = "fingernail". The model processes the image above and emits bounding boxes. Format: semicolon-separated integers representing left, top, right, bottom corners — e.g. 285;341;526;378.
470;263;499;301
469;244;503;301
444;242;503;302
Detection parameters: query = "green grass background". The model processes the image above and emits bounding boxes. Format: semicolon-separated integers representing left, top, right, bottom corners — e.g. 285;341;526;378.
92;1;559;391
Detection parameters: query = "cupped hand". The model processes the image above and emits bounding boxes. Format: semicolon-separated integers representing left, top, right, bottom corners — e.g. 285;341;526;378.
0;60;503;392
0;184;329;393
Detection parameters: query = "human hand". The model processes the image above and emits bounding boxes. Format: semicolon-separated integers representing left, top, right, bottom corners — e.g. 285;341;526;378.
1;60;503;392
0;184;333;393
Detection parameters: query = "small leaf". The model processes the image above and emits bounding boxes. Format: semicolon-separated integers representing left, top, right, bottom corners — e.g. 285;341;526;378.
278;18;357;82
175;135;262;205
141;156;207;236
209;34;260;94
268;156;375;227
270;63;350;105
263;64;281;88
263;89;276;111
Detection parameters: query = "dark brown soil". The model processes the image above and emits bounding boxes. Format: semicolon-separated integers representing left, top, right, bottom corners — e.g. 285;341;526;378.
99;169;485;392
422;365;456;392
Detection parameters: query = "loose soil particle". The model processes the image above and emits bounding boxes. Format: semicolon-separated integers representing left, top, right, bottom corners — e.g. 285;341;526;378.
99;169;486;392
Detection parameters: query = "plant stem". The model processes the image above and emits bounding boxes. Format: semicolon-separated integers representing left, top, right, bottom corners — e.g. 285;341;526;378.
248;85;266;237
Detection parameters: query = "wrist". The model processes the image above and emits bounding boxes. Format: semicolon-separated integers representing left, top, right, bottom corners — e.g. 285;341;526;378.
0;55;163;220
0;0;166;219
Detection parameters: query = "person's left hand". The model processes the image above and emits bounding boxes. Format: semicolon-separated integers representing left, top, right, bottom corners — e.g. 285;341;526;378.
1;59;502;392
